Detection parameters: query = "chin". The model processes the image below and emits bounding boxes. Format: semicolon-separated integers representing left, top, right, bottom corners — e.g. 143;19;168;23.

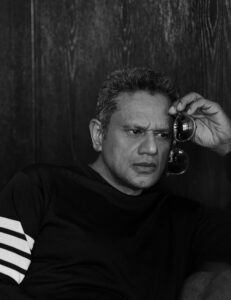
135;175;161;189
134;180;158;189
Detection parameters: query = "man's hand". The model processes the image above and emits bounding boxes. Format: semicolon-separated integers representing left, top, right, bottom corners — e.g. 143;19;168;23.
169;92;231;155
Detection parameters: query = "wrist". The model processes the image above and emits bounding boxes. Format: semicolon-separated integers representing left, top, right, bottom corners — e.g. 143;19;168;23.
212;143;231;156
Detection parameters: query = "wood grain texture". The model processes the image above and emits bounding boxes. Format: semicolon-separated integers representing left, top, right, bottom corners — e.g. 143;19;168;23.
164;0;231;207
0;0;230;207
34;0;124;165
0;0;34;186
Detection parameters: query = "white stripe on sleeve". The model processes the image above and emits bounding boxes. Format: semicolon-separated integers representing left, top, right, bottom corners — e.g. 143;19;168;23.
0;248;31;270
0;263;25;284
0;232;31;254
0;217;35;284
25;234;34;250
0;217;34;251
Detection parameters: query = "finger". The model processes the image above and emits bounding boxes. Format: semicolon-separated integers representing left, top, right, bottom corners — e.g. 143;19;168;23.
177;92;203;111
168;99;182;114
168;92;203;115
186;98;220;116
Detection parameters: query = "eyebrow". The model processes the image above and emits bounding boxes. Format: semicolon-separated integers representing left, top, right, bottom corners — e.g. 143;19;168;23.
122;124;171;131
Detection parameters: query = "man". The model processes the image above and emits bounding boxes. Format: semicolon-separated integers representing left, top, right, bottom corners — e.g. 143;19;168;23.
0;68;231;300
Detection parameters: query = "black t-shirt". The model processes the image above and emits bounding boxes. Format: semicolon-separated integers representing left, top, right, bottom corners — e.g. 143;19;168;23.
0;162;231;300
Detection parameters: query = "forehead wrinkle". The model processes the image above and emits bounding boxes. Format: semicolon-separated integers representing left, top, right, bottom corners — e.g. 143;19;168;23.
122;107;170;127
123;118;171;131
114;91;171;129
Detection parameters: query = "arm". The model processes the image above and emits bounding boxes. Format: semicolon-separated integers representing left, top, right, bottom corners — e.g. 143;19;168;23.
0;278;36;300
0;170;48;299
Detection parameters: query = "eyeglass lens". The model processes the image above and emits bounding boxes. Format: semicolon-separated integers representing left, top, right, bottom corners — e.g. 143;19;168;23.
168;114;195;175
174;114;195;142
167;145;190;175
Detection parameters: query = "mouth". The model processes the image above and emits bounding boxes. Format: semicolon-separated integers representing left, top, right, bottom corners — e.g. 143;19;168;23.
133;162;157;174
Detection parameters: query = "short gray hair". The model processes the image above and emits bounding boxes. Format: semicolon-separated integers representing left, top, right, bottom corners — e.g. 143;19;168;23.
96;67;178;134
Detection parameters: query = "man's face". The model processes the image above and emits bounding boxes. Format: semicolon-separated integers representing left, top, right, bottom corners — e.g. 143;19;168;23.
95;91;172;195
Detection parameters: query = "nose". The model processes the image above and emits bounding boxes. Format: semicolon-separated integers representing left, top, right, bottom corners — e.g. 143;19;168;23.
138;132;158;156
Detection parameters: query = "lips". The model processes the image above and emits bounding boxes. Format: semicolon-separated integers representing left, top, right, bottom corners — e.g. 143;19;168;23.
134;162;157;167
133;162;157;173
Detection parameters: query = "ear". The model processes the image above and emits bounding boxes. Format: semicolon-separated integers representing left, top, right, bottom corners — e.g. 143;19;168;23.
89;119;103;152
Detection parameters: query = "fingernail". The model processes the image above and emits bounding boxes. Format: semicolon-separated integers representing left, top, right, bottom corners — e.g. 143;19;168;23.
169;106;176;114
178;103;182;110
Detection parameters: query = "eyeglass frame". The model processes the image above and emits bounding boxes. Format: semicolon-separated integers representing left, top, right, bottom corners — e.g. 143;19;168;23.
167;113;196;175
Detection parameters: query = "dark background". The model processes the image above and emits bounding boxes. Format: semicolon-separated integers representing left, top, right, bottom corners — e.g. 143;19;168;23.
0;0;230;207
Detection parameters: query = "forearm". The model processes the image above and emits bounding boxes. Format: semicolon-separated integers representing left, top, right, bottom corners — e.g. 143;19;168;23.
212;142;231;156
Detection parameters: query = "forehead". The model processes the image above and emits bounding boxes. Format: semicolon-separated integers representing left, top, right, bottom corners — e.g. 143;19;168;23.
112;91;171;127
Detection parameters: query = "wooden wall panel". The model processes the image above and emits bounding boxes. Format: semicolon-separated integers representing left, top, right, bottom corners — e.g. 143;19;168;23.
34;0;124;165
0;0;230;207
0;0;34;186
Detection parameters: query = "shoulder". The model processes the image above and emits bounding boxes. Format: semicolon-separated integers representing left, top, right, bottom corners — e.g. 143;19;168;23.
18;162;95;194
0;162;88;198
21;162;87;183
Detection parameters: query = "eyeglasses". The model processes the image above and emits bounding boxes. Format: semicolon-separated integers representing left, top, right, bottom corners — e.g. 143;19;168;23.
167;113;195;175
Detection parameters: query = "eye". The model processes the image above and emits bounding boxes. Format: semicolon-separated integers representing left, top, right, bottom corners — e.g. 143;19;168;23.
127;128;144;136
155;132;171;139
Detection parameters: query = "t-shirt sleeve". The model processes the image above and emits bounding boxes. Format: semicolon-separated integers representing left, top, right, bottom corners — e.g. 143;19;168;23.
0;169;50;299
190;205;231;271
